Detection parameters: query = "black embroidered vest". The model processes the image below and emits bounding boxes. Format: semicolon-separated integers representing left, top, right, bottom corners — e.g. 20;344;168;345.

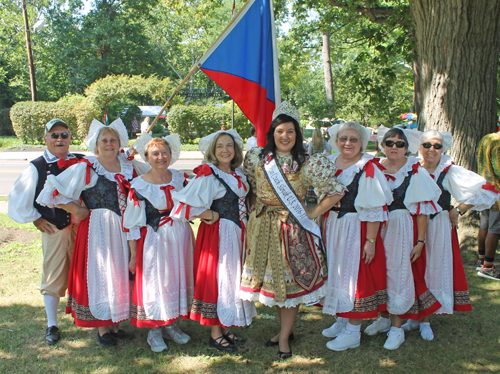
31;154;83;229
81;174;122;216
135;191;171;232
210;169;241;228
331;169;364;218
387;171;413;212
430;167;452;220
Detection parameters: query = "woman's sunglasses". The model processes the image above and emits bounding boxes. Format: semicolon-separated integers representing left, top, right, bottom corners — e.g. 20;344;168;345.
384;140;406;148
50;132;69;139
421;142;443;150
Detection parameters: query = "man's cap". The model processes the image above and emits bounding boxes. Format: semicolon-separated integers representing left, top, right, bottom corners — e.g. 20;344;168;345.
45;119;69;135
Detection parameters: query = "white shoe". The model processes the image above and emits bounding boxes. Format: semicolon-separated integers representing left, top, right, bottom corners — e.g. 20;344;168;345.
326;329;360;351
364;317;391;336
322;320;347;338
147;329;168;352
383;327;405;350
401;319;420;332
419;323;434;341
162;324;190;344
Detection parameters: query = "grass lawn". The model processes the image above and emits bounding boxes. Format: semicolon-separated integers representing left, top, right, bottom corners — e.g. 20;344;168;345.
1;212;499;373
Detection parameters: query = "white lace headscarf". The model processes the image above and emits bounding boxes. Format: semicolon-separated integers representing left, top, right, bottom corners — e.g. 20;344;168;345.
377;125;422;155
420;130;453;153
198;129;243;155
85;118;129;154
328;122;371;152
133;132;181;165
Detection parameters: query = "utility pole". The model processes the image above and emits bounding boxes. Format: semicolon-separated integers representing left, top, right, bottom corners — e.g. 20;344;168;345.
21;0;37;101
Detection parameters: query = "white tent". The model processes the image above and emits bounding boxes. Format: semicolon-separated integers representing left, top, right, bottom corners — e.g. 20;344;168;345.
138;106;167;117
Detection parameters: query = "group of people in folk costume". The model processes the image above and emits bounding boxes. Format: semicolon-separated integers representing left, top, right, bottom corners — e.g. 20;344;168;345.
10;102;498;357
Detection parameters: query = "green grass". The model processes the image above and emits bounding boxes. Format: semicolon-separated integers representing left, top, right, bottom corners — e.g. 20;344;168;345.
1;213;500;373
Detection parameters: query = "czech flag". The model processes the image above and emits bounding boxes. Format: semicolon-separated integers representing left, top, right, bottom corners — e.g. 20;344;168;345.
198;0;281;146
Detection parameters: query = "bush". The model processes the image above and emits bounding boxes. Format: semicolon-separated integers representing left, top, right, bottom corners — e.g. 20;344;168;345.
0;108;14;136
167;102;252;143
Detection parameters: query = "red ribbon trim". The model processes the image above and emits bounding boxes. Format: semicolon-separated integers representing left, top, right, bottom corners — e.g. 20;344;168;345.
482;182;500;194
232;172;248;192
57;158;79;170
160;185;175;211
194;164;212;179
79;159;95;185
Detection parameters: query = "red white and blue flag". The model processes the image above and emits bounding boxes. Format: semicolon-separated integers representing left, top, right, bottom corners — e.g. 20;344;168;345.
198;0;281;146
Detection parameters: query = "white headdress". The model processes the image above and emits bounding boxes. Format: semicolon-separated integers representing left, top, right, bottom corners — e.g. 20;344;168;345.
133;132;181;165
272;101;300;124
198;129;243;155
420;130;453;153
327;122;371;153
86;118;129;154
376;125;422;155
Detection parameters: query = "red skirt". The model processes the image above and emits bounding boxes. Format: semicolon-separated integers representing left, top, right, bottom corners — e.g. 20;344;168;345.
398;216;442;320
337;222;388;319
450;227;472;312
189;221;223;327
65;214;116;327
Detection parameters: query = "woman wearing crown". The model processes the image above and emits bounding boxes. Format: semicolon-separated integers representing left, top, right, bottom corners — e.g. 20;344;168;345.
240;102;346;359
36;119;150;347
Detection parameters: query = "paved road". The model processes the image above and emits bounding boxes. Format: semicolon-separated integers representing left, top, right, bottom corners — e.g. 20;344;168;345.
0;159;203;197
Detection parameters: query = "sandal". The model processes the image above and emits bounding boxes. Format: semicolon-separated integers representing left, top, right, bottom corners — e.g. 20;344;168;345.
209;336;236;352
223;331;245;346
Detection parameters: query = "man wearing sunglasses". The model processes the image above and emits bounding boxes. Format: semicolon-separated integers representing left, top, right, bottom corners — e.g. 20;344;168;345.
8;118;83;344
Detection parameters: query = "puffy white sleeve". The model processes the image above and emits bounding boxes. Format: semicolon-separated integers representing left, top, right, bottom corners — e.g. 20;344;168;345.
443;165;500;211
123;191;146;240
356;165;393;222
35;162;98;208
171;171;226;221
8;164;41;224
404;164;442;215
131;159;151;176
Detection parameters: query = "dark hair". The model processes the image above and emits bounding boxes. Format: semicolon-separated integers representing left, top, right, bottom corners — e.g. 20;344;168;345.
382;128;409;150
261;114;306;170
250;126;256;136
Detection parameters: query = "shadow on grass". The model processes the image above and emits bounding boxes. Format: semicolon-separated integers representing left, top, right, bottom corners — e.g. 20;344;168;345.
0;297;499;373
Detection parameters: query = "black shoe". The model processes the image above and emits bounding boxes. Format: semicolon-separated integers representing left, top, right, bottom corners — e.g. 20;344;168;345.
223;331;245;346
45;326;61;345
265;332;294;347
109;329;130;340
97;331;115;347
209;336;236;352
278;347;293;359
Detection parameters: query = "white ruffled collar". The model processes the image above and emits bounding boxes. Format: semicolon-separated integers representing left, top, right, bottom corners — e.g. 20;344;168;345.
208;163;248;197
380;156;420;189
426;155;454;180
86;155;134;181
130;169;184;208
327;153;373;185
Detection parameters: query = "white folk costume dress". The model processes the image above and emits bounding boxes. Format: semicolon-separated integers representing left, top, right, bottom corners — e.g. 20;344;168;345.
36;155;146;327
123;170;195;327
171;163;256;328
381;156;443;320
322;154;393;318
240;148;346;308
424;155;499;314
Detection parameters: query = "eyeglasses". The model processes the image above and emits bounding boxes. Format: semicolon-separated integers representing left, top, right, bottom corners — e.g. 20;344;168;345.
421;142;443;150
384;140;406;148
49;132;69;139
338;137;359;143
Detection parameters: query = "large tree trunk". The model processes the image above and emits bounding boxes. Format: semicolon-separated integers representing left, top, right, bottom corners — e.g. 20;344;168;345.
410;0;500;172
322;32;335;118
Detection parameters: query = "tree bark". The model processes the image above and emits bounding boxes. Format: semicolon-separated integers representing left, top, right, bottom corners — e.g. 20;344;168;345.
322;32;335;118
410;0;500;171
21;0;37;101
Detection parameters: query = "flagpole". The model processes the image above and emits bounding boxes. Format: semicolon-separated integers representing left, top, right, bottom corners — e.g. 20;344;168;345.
146;0;254;134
